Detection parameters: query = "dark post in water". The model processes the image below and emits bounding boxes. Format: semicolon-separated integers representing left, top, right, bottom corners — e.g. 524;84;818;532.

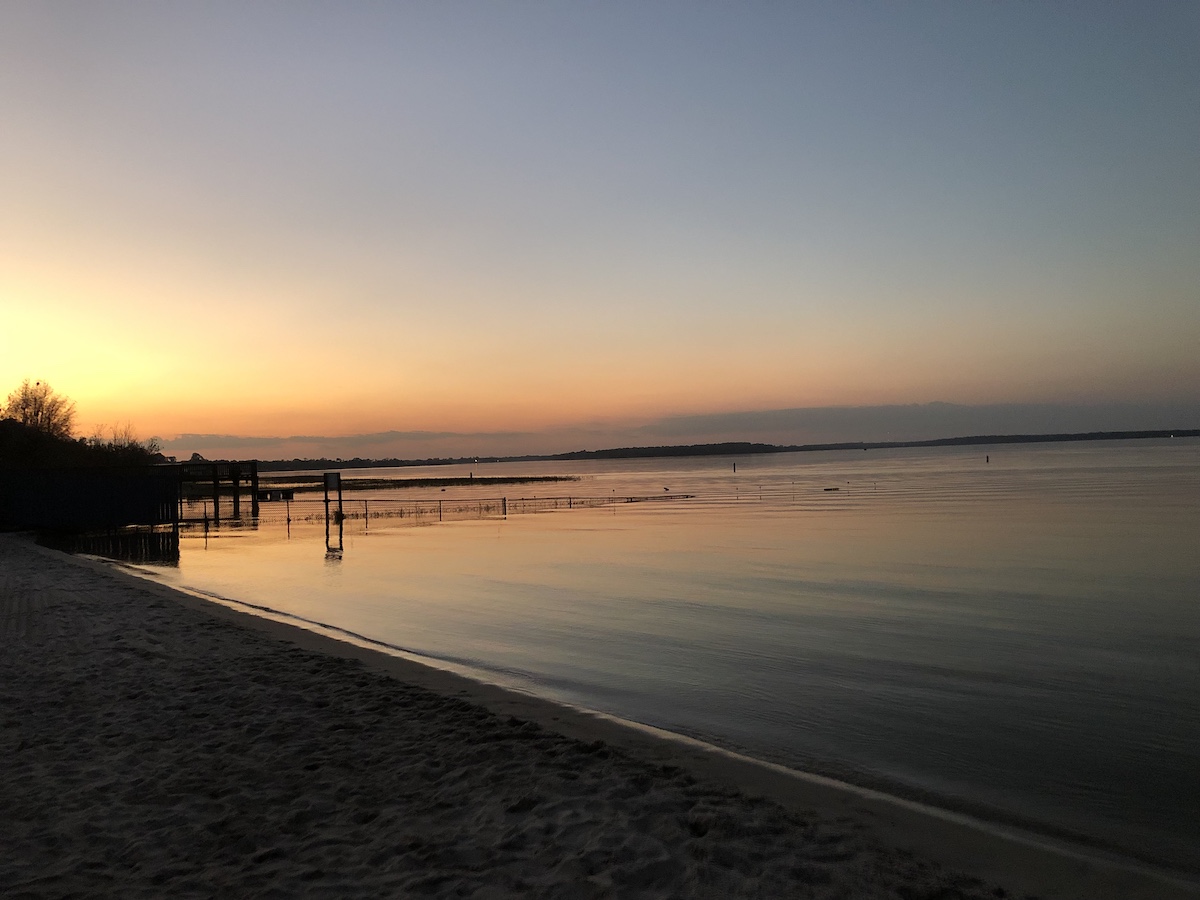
323;471;344;554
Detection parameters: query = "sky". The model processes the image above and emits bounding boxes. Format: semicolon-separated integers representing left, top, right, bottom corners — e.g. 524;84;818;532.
2;1;1198;459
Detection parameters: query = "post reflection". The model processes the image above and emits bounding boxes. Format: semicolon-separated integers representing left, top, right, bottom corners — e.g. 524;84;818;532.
325;513;343;560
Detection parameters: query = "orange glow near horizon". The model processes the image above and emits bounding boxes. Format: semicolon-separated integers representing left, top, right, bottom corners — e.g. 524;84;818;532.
4;242;1198;445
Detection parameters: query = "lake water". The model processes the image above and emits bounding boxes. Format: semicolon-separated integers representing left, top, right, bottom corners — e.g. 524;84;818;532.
131;439;1200;874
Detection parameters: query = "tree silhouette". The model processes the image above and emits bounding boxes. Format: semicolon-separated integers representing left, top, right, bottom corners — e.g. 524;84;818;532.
3;379;77;439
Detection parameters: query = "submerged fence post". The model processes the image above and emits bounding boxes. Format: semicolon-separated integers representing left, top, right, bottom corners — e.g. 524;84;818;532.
250;460;260;518
212;468;221;524
502;496;507;518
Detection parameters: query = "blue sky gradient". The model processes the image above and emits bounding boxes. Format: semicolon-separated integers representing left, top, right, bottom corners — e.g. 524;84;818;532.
2;2;1197;456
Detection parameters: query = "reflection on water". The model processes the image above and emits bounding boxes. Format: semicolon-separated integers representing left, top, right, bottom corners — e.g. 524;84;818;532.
135;439;1200;874
325;513;344;560
46;525;181;565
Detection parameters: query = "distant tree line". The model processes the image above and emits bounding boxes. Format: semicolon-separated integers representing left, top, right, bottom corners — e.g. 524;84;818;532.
255;431;1200;471
255;456;497;472
1;379;166;468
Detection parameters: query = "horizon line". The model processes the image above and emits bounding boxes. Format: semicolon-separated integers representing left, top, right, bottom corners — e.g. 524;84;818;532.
179;428;1200;467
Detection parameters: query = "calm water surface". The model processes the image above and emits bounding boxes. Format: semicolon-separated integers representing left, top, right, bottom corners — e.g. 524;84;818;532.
134;440;1200;873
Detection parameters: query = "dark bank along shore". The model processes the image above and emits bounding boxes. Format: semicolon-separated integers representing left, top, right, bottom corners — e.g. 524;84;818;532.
1;535;1195;899
251;429;1200;471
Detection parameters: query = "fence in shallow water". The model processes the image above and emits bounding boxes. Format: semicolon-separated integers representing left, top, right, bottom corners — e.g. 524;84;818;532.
180;492;694;531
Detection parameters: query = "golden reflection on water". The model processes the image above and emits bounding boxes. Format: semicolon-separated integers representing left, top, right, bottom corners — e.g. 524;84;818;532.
161;449;1199;683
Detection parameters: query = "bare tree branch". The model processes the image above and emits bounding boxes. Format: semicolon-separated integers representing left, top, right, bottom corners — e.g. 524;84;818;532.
3;379;77;439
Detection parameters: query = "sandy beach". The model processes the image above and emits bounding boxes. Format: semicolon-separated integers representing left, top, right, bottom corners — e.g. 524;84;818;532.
1;534;1193;899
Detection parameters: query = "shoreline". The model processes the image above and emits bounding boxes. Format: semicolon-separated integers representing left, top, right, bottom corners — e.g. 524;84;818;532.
103;568;1196;881
3;534;1195;899
113;558;1200;897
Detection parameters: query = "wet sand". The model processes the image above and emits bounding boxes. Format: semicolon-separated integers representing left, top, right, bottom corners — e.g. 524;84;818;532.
1;535;1193;899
